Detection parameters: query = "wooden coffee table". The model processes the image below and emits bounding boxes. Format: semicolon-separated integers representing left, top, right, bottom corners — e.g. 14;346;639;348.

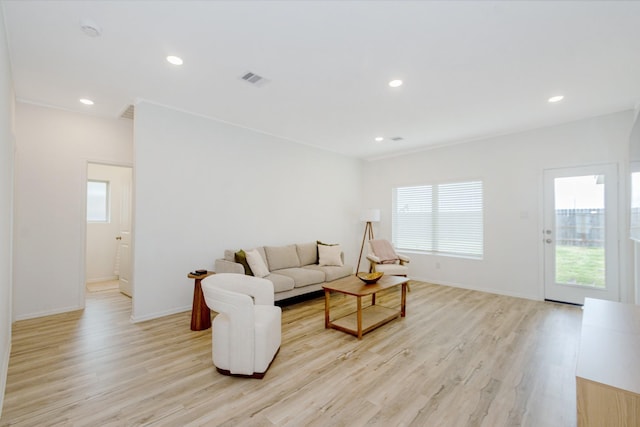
323;275;408;339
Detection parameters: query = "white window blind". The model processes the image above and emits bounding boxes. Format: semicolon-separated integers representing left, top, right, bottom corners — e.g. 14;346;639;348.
393;180;483;258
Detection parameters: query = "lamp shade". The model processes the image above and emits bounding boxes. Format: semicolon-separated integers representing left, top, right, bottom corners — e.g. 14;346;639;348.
360;208;380;222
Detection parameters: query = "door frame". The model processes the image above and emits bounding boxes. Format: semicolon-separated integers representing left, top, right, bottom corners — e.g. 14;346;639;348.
541;163;619;305
80;160;134;308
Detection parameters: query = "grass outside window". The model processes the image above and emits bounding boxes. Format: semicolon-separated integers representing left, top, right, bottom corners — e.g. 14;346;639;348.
555;245;605;288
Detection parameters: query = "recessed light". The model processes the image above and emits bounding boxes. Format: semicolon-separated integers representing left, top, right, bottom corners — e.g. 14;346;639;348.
375;137;384;142
548;95;564;103
166;55;183;66
389;79;403;88
79;98;94;106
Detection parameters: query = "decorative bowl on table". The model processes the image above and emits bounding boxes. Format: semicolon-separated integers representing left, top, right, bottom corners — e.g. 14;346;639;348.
356;272;384;284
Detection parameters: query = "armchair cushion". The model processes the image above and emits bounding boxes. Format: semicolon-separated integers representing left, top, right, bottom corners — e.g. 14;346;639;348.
371;262;409;276
369;239;400;264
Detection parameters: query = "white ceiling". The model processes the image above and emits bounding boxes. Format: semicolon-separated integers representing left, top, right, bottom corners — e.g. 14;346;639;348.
2;1;640;159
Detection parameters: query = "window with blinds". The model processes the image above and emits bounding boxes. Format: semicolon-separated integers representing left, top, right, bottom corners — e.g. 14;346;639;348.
393;180;483;258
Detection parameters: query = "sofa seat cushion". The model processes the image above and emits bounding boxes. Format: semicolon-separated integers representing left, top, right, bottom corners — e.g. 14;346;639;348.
273;267;325;288
303;264;352;282
264;273;295;293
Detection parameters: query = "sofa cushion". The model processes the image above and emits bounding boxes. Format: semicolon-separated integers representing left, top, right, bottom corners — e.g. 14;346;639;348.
265;245;301;271
264;273;295;293
245;248;270;278
234;250;254;276
296;242;318;266
303;264;352;282
318;244;344;266
274;267;325;288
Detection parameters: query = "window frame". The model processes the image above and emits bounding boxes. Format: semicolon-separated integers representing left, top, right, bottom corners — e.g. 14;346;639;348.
86;179;110;223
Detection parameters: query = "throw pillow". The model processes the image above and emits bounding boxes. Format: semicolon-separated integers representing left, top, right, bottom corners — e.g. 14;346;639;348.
317;240;338;264
245;248;270;278
234;250;254;276
318;244;343;266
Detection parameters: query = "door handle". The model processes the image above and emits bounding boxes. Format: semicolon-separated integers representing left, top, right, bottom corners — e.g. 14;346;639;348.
115;236;122;240
545;239;552;244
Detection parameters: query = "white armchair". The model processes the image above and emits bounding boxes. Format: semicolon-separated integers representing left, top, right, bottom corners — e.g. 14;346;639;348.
366;239;410;277
201;273;281;379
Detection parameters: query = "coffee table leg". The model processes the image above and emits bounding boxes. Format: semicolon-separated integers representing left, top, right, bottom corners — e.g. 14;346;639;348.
401;282;407;317
357;296;363;339
324;289;330;328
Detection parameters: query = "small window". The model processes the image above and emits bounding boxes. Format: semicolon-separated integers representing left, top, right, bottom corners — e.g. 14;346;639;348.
87;180;109;222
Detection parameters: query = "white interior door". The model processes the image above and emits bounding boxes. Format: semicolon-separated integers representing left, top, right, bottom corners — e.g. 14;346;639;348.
543;164;619;304
118;168;133;297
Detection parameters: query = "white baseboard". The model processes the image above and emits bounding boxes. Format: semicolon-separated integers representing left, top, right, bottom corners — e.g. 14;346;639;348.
130;305;191;323
13;304;84;321
410;276;540;301
0;338;10;419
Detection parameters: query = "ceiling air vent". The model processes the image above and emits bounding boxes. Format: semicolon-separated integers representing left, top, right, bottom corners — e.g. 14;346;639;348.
240;71;269;87
390;137;404;142
120;105;134;120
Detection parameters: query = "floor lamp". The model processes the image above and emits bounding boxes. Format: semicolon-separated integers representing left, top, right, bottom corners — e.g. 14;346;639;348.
356;209;380;273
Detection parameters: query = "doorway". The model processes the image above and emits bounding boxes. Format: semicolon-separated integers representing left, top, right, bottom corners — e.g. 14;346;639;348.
85;163;133;298
543;164;619;304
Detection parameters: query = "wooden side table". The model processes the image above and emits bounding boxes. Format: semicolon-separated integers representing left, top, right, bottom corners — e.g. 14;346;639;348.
187;271;215;331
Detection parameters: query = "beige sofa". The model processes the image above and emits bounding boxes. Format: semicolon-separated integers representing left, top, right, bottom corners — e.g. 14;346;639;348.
214;242;353;301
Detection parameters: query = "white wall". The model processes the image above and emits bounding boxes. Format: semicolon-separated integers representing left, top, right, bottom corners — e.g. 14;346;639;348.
86;164;132;283
133;101;362;321
0;3;15;416
13;103;133;319
363;110;634;302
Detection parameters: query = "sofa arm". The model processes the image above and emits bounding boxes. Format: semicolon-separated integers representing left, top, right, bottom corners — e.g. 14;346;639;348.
398;254;411;264
215;259;245;274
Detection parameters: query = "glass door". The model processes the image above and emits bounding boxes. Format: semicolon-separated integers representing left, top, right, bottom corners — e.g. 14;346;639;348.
543;165;619;305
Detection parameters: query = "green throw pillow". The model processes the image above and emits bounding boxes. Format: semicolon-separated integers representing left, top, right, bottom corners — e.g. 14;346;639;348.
235;250;254;276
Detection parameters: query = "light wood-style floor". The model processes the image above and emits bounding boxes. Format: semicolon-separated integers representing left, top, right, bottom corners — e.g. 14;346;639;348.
1;281;582;426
